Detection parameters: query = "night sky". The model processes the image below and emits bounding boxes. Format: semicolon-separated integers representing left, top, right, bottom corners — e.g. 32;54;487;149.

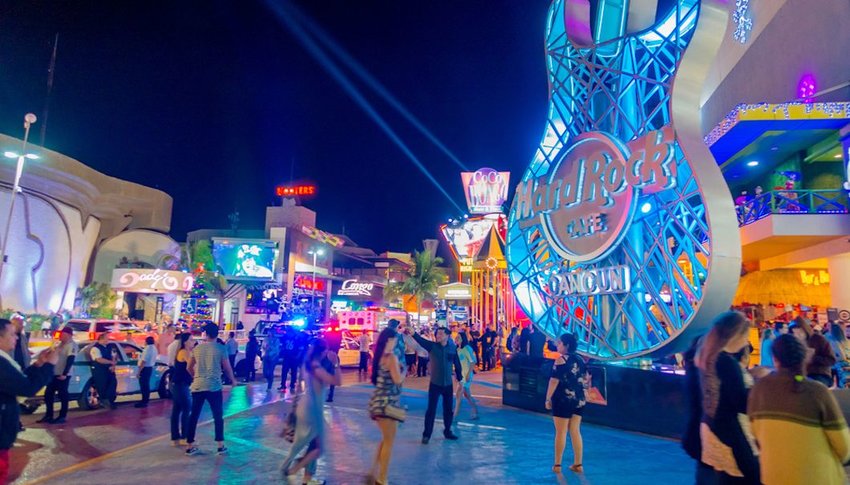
0;1;549;253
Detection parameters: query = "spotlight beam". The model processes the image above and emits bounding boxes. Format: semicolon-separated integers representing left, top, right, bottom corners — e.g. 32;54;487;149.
281;0;469;172
267;0;464;213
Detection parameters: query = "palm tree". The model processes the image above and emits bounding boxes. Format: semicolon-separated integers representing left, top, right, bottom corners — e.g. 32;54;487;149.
386;251;446;326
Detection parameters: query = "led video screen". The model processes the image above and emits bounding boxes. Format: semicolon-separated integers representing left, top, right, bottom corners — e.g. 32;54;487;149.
212;238;278;281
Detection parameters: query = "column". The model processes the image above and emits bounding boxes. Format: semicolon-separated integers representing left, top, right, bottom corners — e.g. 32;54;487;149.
828;253;850;312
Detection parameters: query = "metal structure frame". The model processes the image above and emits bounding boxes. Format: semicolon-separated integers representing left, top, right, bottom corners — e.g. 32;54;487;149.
507;0;741;360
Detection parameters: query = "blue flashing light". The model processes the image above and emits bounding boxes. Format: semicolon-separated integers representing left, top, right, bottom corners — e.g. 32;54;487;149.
291;318;306;328
640;202;652;214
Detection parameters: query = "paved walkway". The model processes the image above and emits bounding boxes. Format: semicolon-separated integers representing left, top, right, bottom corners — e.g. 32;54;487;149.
14;374;694;485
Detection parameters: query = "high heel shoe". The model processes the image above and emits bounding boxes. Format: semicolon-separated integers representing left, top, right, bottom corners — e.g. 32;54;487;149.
569;464;584;473
551;464;562;473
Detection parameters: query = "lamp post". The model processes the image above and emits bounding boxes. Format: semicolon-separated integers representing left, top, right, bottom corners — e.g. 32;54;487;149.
307;247;325;321
0;113;38;302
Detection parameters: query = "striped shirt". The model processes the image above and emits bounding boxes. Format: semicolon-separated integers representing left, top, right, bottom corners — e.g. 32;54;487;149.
190;341;227;392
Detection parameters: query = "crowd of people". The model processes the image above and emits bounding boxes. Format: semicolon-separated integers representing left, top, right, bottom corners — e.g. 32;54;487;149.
685;313;850;485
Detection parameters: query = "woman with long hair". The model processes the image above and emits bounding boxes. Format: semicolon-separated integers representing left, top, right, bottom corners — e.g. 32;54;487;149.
545;333;586;474
280;338;341;485
696;311;759;484
749;334;850;484
170;332;192;447
454;331;479;421
366;328;405;485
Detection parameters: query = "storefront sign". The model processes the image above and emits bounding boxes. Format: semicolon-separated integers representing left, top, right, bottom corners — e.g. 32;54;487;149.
459;258;474;273
337;279;375;297
462;168;510;214
276;184;317;197
438;283;472;300
111;269;194;293
294;275;326;292
800;269;829;286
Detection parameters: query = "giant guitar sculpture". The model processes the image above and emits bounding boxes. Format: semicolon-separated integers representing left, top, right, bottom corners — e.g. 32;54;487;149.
507;0;741;360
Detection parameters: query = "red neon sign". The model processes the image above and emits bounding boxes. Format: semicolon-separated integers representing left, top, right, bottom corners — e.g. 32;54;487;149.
276;185;317;197
294;275;326;292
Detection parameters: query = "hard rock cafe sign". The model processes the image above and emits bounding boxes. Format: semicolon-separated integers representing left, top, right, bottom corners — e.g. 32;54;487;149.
506;0;741;361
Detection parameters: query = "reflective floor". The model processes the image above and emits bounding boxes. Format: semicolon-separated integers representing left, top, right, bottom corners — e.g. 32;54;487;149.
11;370;694;484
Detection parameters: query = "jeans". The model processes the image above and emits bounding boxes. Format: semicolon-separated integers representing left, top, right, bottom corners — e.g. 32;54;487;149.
282;358;299;389
423;383;454;438
187;390;224;443
482;347;493;371
170;383;192;441
44;376;70;419
139;367;153;404
263;360;277;389
359;352;369;373
417;357;429;377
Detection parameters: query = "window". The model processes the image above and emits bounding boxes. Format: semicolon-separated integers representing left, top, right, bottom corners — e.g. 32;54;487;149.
66;320;90;333
106;343;124;362
120;343;141;361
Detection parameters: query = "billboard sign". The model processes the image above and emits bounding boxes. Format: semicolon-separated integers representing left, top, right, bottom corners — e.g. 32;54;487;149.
440;218;494;260
212;238;279;281
462;168;510;214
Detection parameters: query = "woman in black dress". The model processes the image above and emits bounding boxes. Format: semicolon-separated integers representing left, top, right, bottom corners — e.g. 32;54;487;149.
545;333;587;474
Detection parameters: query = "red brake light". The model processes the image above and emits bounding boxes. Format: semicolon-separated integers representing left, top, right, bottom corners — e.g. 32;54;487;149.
89;331;96;341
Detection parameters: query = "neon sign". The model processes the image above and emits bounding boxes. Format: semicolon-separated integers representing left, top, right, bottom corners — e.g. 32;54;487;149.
514;129;675;262
276;185;317;197
294;275;326;292
111;269;194;293
461;168;510;214
547;266;631;297
506;0;740;361
337;279;375;297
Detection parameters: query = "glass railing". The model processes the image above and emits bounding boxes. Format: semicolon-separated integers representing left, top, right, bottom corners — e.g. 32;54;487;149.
737;189;850;226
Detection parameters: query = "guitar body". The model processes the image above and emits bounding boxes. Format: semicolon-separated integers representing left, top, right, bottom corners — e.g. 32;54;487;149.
507;0;741;360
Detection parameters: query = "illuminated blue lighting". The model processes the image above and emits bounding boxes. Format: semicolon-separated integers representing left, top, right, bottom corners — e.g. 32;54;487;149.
640;202;652;213
747;160;759;167
291;318;306;328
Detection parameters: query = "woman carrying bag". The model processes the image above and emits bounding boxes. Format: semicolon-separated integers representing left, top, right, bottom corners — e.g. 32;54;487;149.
366;328;405;485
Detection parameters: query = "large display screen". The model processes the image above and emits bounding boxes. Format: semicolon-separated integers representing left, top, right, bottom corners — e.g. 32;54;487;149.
212;238;278;281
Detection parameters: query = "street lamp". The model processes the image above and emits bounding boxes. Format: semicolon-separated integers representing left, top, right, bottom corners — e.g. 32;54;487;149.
307;247;325;321
0;113;38;300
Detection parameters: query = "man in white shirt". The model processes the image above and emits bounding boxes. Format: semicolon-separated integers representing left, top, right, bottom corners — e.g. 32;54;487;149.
225;332;239;369
358;332;371;379
38;327;79;423
135;336;158;408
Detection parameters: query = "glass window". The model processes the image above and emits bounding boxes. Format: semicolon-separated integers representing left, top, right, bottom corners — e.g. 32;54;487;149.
67;320;90;333
95;322;112;333
120;343;141;361
106;343;124;362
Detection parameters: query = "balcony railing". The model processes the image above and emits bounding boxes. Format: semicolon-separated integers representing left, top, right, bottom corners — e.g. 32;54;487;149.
737;189;850;226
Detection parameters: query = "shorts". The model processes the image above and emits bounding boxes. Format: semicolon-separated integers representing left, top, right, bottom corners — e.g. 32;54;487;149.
552;399;584;419
405;354;417;367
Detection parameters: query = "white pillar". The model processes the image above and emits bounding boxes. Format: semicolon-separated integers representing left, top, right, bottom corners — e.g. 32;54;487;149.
828;253;850;312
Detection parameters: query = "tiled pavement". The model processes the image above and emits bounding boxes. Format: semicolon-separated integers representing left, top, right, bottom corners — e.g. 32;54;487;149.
13;371;695;485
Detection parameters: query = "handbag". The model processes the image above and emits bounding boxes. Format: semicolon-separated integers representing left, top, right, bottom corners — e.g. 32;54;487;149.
382;403;406;422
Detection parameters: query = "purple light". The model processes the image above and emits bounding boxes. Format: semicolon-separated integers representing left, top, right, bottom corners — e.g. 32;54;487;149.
798;74;817;102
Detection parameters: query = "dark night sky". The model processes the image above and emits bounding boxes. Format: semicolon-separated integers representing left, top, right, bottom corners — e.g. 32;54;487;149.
0;0;549;253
